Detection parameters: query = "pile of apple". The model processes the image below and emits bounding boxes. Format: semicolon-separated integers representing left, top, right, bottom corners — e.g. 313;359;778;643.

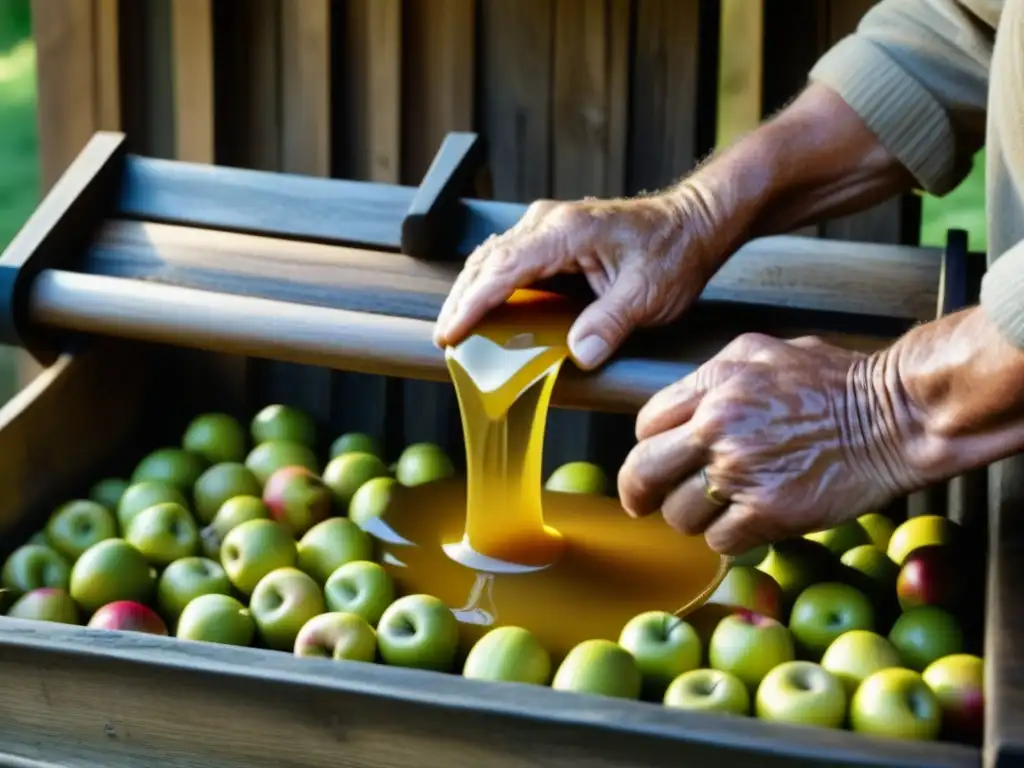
0;402;984;748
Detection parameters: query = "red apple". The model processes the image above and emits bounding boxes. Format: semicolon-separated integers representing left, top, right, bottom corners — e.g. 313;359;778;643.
262;466;333;537
88;600;169;635
922;654;985;744
686;566;782;646
897;545;964;613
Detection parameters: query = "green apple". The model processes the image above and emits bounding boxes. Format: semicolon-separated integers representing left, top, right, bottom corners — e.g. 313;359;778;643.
922;653;984;744
131;447;209;490
125;502;200;566
324;559;395;625
820;629;903;696
687;565;783;649
116;481;189;532
552;639;642;700
805;519;871;557
176;593;255;646
755;661;846;729
663;668;750;715
731;544;770;568
245;440;320;485
249;567;325;651
2;543;70;592
618;611;701;697
88;478;129;512
45;500;118;561
263;466;333;536
889;607;965;672
544;461;607;495
220;518;297;595
850;667;941;741
858;512;896;551
27;531;48;546
156;556;231;623
199;495;269;559
297;518;373;584
322;451;391;512
463;626;551;685
348;476;398;529
330;432;384;461
183;412;248;465
192;462;262;524
788;582;875;660
69;538;156;614
294;611;378;662
757;538;837;613
708;611;795;691
251;404;317;448
394;443;455;487
887;514;956;566
840;544;900;597
7;587;79;624
377;593;460;672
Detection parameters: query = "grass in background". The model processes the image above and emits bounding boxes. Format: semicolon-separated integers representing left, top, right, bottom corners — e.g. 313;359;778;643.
921;151;987;252
0;0;37;404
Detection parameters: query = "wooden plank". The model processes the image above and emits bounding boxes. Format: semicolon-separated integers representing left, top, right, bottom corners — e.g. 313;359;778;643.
548;0;634;476
402;0;476;182
93;0;122;131
256;0;333;441
628;0;704;194
171;0;215;164
328;0;406;458
480;0;554;202
399;0;477;460
0;619;980;767
715;0;764;148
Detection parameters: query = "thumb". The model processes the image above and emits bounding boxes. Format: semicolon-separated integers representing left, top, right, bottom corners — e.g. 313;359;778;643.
566;278;641;370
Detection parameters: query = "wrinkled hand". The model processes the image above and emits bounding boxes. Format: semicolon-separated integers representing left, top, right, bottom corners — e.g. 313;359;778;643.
433;193;719;369
618;333;921;556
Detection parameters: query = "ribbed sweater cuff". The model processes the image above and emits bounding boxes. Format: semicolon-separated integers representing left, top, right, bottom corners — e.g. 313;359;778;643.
809;36;959;196
981;240;1024;350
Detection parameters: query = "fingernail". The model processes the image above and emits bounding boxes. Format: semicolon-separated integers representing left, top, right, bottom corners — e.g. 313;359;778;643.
570;335;609;369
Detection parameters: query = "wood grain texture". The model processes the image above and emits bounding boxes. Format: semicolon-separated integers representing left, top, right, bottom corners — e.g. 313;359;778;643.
0;618;980;767
170;0;215;164
716;0;764;148
84;220;948;325
628;0;704;194
272;0;334;436
29;270;895;416
480;0;554;202
0;341;148;551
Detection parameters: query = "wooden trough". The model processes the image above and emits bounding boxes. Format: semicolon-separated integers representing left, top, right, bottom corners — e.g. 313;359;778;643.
0;129;1015;768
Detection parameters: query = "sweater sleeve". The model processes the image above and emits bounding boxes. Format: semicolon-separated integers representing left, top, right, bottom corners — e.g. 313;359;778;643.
982;239;1024;348
808;0;994;197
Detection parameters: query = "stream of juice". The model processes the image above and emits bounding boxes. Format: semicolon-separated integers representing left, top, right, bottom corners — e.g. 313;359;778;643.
362;289;728;660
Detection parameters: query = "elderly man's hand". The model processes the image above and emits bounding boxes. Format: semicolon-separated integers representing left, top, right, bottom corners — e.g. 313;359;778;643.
618;333;923;556
433;192;723;370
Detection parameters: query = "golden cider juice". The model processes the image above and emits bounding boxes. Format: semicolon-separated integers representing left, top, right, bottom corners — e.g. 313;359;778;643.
362;289;728;660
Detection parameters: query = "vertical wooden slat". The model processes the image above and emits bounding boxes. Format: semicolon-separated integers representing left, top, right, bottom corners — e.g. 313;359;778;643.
546;0;634;475
402;0;476;182
715;0;764;148
26;0;125;389
171;0;215;164
627;0;704;194
480;0;554;202
398;0;477;460
325;0;405;457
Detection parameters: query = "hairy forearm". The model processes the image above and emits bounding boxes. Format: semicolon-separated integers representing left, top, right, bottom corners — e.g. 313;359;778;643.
857;307;1024;493
665;83;916;270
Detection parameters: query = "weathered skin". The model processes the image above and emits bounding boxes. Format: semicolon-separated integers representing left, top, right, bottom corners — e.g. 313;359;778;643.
433;84;1024;555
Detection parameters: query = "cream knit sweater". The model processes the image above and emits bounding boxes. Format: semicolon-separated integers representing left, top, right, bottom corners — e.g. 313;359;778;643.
809;0;1024;345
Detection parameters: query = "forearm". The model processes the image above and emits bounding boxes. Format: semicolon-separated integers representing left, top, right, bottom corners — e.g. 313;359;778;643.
664;83;915;271
855;307;1024;493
